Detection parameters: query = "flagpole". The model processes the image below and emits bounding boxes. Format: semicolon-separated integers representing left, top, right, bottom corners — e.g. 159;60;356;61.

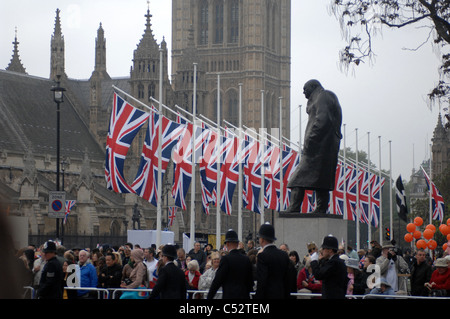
299;105;302;155
368;132;372;245
389;140;393;242
238;83;243;241
260;90;265;225
279;97;283;212
356;128;360;251
156;48;163;248
343;124;348;221
378;136;383;244
429;143;432;225
216;74;221;250
190;63;197;250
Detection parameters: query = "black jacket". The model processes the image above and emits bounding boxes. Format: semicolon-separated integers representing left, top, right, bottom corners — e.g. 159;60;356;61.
37;256;63;299
98;263;123;288
410;261;432;296
254;245;291;299
311;254;348;299
207;249;253;299
149;261;187;299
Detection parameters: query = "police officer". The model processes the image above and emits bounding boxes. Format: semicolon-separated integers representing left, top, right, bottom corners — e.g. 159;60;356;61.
254;223;291;299
207;229;254;299
149;244;187;299
310;235;348;299
37;240;63;299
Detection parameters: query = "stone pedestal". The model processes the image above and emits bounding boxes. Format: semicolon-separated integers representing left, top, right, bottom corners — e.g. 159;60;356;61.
275;213;348;260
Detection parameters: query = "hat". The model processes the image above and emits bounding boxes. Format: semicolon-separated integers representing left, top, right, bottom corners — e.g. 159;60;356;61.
435;258;448;268
43;240;57;253
321;235;338;251
379;278;391;287
345;258;360;270
381;242;394;249
162;244;177;259
258;223;276;242
224;229;239;243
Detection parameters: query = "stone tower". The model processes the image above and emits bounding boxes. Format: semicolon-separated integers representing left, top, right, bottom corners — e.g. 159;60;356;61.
89;23;111;140
171;0;291;138
50;9;67;81
431;113;450;176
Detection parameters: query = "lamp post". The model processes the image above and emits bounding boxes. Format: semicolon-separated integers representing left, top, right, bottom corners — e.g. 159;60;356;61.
51;75;66;239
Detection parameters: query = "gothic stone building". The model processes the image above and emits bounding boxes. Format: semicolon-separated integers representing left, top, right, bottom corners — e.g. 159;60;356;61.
1;1;291;248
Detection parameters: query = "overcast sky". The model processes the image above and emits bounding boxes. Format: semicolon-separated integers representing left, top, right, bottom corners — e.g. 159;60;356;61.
0;0;444;183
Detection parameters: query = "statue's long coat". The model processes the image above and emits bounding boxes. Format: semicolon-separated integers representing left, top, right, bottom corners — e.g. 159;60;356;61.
287;86;342;191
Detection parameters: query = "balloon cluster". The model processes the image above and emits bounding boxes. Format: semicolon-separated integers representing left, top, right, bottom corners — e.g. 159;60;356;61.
404;217;450;251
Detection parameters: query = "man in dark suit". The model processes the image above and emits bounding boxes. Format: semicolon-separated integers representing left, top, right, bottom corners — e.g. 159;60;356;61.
149;244;187;299
254;223;291;299
310;235;348;299
207;229;254;299
37;240;63;299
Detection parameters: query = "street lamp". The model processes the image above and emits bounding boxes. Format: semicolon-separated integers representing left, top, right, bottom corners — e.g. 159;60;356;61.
51;75;66;239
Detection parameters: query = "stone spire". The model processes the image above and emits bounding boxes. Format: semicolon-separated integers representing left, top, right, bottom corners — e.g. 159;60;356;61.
92;23;110;79
6;28;27;74
50;8;67;81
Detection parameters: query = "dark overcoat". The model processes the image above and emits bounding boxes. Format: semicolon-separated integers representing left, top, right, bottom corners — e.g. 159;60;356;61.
310;254;348;299
207;249;254;299
149;261;187;299
254;245;291;299
287;86;342;191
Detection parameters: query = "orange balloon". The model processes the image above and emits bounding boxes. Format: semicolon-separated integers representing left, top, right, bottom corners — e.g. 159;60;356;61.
414;217;424;227
423;228;434;240
404;233;413;243
413;230;422;239
406;223;416;233
447;234;450;241
439;224;449;236
447;218;450;227
428;240;437;250
426;224;436;232
416;239;427;249
444;243;448;251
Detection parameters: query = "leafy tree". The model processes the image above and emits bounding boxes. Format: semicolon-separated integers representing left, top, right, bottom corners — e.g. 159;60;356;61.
330;0;450;105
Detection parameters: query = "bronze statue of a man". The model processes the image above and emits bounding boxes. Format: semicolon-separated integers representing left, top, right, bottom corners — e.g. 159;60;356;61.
284;80;343;214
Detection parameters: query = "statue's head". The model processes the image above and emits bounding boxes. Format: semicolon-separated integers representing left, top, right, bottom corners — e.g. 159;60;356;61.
303;79;322;99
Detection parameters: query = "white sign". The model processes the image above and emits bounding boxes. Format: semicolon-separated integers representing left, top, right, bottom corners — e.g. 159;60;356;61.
48;191;66;218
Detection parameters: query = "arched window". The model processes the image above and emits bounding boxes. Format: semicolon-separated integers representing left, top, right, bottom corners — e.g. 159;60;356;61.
138;83;144;99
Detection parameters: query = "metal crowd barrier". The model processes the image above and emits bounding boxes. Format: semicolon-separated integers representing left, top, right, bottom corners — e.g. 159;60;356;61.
27;287;448;300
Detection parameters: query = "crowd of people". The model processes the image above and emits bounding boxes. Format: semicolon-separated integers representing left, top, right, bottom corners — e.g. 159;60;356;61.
12;223;450;300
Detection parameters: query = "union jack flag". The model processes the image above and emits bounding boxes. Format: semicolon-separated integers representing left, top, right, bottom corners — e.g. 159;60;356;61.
172;123;208;210
105;93;150;193
301;190;316;213
131;111;184;206
64;200;76;224
422;166;445;222
370;174;385;227
199;129;218;215
264;143;281;211
280;147;300;211
345;164;360;221
332;161;347;218
168;206;177;227
358;170;372;224
219;135;241;215
242;135;262;214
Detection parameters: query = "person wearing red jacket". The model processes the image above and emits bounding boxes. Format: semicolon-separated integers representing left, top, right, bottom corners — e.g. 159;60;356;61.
297;258;322;298
425;258;450;297
185;259;201;298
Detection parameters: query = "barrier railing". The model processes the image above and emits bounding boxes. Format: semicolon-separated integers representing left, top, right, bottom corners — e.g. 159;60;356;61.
30;287;449;300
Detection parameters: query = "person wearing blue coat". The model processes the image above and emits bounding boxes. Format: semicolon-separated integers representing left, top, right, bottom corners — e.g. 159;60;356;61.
77;249;98;299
